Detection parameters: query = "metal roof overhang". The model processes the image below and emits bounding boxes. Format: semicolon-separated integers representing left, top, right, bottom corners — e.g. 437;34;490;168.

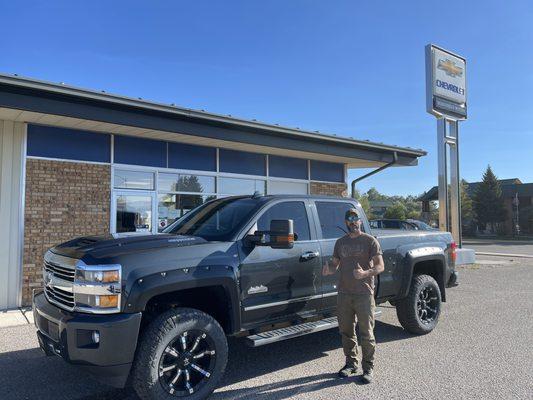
0;74;426;168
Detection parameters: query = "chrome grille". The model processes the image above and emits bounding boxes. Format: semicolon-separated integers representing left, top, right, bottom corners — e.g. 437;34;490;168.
43;252;77;311
44;285;75;310
44;261;75;282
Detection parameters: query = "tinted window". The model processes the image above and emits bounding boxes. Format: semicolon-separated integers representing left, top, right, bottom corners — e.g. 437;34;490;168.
168;143;216;171
382;220;401;229
369;220;379;229
401;221;416;230
219;149;266;176
27;124;110;162
315;201;356;239
310;160;344;182
269;155;308;180
114;136;166;167
257;201;310;241
164;197;259;241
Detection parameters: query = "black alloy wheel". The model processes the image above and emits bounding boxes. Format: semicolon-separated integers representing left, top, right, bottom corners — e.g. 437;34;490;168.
158;330;216;396
132;307;228;400
395;274;442;335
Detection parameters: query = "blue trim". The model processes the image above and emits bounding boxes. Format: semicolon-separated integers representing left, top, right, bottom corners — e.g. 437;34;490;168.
168;142;216;171
219;149;266;176
310;160;344;183
269;155;308;180
27;124;110;162
114;135;167;168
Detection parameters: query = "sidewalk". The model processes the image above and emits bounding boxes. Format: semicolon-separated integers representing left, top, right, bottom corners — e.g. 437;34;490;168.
0;308;34;328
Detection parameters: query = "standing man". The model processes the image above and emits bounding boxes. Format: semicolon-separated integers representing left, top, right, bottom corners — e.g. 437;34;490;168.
323;208;384;384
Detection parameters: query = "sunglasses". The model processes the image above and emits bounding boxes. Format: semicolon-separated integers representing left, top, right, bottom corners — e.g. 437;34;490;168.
345;215;360;222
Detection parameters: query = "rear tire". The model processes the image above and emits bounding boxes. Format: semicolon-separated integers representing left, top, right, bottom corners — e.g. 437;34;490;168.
132;307;228;400
396;274;442;335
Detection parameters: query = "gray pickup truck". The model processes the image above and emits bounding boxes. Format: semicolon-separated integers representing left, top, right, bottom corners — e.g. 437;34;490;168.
33;194;458;400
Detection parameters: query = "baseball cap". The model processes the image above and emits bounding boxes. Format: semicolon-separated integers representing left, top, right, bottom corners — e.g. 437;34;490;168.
345;208;360;220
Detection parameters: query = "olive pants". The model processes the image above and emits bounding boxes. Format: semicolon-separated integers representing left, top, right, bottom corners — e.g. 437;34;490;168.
337;292;376;370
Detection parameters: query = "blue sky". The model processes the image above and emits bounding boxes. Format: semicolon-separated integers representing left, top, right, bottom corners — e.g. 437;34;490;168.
1;1;532;196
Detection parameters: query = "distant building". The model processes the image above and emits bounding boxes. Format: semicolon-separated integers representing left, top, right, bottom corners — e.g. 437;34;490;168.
369;200;394;218
419;178;533;235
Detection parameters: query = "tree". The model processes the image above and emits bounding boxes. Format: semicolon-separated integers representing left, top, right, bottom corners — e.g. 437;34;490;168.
460;179;474;235
473;166;506;233
352;187;373;219
384;202;408;220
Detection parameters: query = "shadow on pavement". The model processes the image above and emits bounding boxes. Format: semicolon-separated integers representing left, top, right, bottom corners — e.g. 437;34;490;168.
0;318;413;400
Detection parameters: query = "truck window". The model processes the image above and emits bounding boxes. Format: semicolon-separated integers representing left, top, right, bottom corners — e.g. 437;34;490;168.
369;220;379;229
256;201;310;241
315;201;358;239
383;220;401;229
164;197;260;241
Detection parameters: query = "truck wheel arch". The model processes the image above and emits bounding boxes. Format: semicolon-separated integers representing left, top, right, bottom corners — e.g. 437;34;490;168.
399;251;447;303
125;268;241;334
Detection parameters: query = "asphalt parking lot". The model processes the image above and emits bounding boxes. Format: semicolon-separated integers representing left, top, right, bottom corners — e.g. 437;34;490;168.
1;257;532;400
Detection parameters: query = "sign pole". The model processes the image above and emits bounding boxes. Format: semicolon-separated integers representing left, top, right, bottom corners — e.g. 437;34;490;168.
437;118;449;232
426;44;466;247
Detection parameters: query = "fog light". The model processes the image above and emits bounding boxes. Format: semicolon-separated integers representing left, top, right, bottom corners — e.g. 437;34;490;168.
92;331;100;344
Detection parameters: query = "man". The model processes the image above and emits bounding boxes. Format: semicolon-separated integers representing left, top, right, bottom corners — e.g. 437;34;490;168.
323;208;384;384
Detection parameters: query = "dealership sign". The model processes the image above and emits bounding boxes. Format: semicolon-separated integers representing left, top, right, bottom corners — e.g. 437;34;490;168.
426;44;467;120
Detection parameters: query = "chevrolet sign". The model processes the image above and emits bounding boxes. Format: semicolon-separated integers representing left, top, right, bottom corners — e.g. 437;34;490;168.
426;44;467;119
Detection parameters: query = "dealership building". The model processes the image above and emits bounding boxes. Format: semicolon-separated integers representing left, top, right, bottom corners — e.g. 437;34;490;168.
0;73;425;309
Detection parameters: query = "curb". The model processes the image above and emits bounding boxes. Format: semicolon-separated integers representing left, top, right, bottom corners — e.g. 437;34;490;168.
476;252;533;259
0;307;34;329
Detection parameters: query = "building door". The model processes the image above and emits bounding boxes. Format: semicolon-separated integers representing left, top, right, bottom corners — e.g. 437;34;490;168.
111;191;157;234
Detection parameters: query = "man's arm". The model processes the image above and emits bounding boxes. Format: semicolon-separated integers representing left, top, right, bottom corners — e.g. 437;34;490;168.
322;256;340;276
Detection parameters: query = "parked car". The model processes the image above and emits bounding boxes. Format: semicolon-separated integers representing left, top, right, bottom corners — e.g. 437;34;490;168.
370;218;437;231
34;195;458;400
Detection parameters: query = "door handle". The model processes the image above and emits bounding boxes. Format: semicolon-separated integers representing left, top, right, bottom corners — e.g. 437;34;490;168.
300;251;320;261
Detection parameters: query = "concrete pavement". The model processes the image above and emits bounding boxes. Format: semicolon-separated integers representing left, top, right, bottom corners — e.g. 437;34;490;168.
1;259;532;400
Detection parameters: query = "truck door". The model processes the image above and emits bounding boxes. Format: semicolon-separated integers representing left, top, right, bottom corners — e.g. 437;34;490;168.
239;200;322;327
312;200;376;313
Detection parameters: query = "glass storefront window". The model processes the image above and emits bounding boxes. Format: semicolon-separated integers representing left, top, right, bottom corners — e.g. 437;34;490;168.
218;177;265;196
114;170;154;190
115;194;153;233
158;194;214;231
268;180;308;195
158;173;215;193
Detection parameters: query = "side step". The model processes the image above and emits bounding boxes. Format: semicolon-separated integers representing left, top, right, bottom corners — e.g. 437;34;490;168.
245;317;339;347
245;309;383;347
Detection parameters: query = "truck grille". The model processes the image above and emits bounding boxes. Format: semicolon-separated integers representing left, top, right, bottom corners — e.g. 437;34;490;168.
44;261;75;282
43;252;77;311
44;286;75;310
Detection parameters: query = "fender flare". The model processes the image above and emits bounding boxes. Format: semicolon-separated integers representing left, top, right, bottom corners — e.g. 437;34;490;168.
397;247;448;302
124;265;241;333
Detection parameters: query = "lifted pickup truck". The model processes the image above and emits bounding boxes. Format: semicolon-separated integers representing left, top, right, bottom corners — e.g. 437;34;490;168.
33;194;458;400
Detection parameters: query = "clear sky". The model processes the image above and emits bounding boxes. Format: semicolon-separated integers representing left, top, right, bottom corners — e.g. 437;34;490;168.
1;1;532;196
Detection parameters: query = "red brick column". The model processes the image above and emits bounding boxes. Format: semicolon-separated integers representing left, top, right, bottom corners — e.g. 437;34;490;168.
310;181;347;197
22;159;111;305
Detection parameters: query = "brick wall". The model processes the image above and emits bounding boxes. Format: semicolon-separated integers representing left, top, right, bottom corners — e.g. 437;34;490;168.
22;159;111;305
310;181;347;197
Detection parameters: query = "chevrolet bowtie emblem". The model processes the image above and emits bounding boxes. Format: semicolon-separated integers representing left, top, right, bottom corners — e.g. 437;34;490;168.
437;58;463;78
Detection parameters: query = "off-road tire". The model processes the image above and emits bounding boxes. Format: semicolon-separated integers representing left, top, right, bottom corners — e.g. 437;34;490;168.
132;307;228;400
396;274;442;335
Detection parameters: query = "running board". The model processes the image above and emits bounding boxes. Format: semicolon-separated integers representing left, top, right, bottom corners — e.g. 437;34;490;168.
245;310;382;347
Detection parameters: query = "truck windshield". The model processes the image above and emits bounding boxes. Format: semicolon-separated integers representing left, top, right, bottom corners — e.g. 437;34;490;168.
162;197;260;241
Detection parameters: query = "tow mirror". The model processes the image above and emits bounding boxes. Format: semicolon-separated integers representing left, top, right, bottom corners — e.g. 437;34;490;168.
245;219;295;249
269;219;294;249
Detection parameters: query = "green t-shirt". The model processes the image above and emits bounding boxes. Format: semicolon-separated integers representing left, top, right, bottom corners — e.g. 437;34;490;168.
333;232;382;295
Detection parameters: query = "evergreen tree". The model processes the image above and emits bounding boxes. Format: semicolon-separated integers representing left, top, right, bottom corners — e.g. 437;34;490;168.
473;166;506;233
460;179;474;234
384;203;408;220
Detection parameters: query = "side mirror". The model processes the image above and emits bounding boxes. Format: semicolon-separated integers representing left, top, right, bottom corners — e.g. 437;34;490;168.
269;219;295;249
245;219;295;249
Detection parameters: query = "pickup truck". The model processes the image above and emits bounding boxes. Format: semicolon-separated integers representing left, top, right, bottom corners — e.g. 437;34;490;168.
33;194;459;400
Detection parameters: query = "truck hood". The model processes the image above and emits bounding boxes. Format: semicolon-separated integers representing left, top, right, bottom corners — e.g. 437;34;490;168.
51;232;209;261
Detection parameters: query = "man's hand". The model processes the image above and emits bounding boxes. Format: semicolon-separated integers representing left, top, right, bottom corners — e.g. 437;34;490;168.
352;263;368;280
322;257;339;276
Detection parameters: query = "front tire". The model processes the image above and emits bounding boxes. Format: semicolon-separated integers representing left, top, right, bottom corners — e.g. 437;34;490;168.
396;274;442;335
132;307;228;400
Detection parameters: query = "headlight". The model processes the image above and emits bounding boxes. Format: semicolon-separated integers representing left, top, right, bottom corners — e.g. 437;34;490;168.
74;264;122;314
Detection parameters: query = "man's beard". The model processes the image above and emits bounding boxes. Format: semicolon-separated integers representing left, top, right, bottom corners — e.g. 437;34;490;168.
347;224;360;233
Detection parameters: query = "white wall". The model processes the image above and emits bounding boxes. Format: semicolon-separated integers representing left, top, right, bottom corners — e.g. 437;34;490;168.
0;120;25;310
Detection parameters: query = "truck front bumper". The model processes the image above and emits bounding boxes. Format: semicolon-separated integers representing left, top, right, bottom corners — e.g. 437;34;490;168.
32;291;142;388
